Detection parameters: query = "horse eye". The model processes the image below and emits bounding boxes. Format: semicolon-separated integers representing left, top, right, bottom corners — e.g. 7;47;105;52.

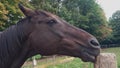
47;20;57;26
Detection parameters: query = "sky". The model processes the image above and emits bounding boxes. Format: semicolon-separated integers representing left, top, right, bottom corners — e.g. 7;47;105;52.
97;0;120;19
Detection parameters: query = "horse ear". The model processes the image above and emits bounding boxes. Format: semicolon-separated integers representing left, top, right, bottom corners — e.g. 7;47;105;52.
18;4;35;17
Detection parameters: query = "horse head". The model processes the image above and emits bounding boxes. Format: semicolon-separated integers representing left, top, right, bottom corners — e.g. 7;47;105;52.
19;4;100;63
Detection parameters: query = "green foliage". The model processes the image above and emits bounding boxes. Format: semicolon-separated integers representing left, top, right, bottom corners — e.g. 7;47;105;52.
0;2;8;30
0;0;32;31
0;0;21;30
109;10;120;43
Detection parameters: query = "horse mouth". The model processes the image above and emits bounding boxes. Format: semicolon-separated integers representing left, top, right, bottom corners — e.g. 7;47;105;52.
76;43;100;63
80;51;97;63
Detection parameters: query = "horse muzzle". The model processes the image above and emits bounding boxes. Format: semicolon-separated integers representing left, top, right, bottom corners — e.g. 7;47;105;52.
80;46;100;63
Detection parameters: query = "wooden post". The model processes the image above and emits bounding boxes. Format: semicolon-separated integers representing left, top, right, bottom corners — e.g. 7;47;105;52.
32;57;37;68
94;53;117;68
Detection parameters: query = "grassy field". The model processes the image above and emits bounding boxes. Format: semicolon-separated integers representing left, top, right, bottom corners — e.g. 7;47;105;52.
22;47;120;68
47;58;93;68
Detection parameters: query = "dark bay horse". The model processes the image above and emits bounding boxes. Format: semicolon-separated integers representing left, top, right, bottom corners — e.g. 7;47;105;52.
0;4;100;68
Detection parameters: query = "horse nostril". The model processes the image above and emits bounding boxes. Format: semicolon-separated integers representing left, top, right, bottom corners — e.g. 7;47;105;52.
90;40;99;46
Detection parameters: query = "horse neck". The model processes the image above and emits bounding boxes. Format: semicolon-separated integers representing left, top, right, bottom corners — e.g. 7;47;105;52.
0;19;32;68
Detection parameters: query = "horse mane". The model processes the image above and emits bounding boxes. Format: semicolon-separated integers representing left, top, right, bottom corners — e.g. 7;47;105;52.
0;10;48;67
0;17;29;67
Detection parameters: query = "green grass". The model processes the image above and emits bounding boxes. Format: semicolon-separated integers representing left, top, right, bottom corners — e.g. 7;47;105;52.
47;58;93;68
22;47;120;68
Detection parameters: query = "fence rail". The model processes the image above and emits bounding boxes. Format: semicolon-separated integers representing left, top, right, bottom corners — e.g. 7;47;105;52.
101;44;120;48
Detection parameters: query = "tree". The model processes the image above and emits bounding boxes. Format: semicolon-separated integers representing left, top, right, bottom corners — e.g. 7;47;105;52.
0;2;8;30
109;10;120;43
0;0;31;31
